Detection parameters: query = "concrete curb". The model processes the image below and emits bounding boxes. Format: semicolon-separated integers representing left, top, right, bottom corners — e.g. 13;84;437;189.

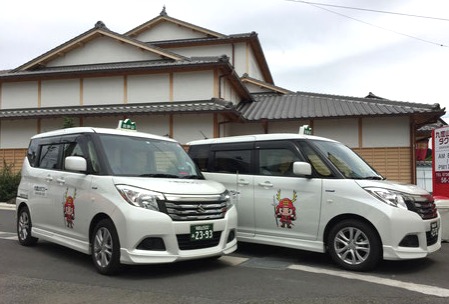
0;203;16;211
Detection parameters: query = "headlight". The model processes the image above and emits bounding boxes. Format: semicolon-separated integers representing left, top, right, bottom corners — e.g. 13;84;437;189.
221;190;237;210
116;185;164;210
364;187;408;209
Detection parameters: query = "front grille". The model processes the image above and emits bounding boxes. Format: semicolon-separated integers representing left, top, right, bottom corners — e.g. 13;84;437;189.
164;201;227;221
404;195;438;220
177;231;222;250
159;193;228;221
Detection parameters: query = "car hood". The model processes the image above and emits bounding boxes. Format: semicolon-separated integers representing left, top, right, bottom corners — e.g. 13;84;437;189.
112;177;226;195
355;179;430;195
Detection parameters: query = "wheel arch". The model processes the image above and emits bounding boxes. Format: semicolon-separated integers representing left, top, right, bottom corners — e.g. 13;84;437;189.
17;201;29;213
323;213;382;253
89;213;115;249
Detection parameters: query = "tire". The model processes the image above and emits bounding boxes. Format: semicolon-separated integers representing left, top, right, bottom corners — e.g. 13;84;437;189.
327;219;382;271
17;206;38;246
91;219;121;275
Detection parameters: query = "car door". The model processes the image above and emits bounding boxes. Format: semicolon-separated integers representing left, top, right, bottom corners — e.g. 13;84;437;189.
205;142;256;237
51;134;94;244
29;138;63;233
253;141;323;241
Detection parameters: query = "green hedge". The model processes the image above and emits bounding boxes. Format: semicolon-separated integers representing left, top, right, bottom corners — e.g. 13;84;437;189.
0;161;21;202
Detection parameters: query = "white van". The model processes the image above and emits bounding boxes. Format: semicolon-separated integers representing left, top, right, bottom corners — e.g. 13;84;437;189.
16;126;237;275
188;133;442;271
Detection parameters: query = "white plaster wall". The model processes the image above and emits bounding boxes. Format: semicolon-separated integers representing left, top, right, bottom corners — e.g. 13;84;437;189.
362;116;410;147
173;71;214;101
244;82;272;93
1;82;38;109
127;74;170;103
83;77;124;105
269;120;310;134
135;22;207;42
83;116;120;128
128;115;170;137
226;122;264;137
248;48;263;80
220;78;240;104
41;79;80;107
172;114;213;143
47;37;160;67
233;43;248;77
314;119;359;148
0;119;37;148
168;45;232;59
40;118;65;133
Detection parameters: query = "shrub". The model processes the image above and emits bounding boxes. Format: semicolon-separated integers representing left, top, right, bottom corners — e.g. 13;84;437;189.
0;160;21;202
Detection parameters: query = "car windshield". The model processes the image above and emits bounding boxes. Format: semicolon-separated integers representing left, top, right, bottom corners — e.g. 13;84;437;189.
98;134;201;178
311;140;383;180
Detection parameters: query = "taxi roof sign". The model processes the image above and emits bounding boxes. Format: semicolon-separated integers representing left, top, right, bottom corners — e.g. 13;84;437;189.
299;125;312;135
118;119;137;131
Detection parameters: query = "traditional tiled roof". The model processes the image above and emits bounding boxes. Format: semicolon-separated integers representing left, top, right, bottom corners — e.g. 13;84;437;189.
125;7;227;39
10;21;187;73
0;99;238;119
151;32;273;84
240;74;293;94
237;91;445;122
0;56;230;79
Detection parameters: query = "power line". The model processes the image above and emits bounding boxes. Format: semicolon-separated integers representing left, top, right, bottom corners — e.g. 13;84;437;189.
286;0;448;47
285;0;449;22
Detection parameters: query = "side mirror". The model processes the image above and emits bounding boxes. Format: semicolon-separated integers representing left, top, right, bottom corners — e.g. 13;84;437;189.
65;156;87;172
293;161;312;176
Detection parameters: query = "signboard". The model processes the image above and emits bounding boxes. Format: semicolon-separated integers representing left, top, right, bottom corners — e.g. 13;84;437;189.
432;126;449;196
299;125;312;135
117;119;137;131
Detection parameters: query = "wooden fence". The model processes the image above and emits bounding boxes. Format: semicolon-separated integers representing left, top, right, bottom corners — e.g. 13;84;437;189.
0;149;27;174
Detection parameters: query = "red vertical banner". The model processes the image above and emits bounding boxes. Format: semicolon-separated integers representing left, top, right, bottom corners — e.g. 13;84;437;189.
432;126;449;197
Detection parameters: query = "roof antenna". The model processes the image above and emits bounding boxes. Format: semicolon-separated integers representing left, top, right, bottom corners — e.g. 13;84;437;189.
199;131;208;139
160;5;167;16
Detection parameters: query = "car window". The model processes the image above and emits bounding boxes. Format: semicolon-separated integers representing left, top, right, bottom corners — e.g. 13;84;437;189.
258;148;299;176
212;150;251;174
189;145;209;172
39;144;62;170
27;139;39;167
300;143;333;177
98;134;198;177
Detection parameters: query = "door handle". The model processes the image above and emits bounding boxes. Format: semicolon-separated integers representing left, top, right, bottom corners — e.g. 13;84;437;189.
45;175;53;182
56;177;66;185
238;179;250;186
258;181;273;188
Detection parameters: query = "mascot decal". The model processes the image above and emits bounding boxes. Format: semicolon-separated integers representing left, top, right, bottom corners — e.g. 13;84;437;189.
63;188;76;228
273;190;297;228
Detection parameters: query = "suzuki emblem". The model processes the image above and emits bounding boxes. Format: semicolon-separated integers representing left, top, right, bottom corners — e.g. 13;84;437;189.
197;204;206;213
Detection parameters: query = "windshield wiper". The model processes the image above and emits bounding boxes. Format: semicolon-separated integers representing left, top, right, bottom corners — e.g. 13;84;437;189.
364;176;384;180
138;173;179;178
180;175;203;179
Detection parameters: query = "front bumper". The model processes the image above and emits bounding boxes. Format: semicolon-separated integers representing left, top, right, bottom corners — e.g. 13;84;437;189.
115;205;238;265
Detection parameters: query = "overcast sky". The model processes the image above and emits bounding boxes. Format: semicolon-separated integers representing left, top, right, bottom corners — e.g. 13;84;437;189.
2;0;449;118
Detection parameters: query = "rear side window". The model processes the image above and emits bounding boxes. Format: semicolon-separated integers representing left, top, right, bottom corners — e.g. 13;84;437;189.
27;139;39;167
39;144;62;170
188;145;210;172
212;150;251;174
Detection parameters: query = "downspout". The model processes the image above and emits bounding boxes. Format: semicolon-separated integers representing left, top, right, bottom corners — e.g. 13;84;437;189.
410;116;417;184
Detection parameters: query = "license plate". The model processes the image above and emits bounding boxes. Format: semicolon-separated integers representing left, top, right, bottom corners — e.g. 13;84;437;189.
190;224;214;241
430;221;439;238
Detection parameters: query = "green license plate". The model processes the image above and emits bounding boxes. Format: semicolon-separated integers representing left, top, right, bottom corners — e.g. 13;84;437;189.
190;224;214;241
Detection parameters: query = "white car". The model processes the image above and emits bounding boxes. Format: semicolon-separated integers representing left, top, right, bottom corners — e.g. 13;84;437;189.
16;125;237;275
188;133;441;271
